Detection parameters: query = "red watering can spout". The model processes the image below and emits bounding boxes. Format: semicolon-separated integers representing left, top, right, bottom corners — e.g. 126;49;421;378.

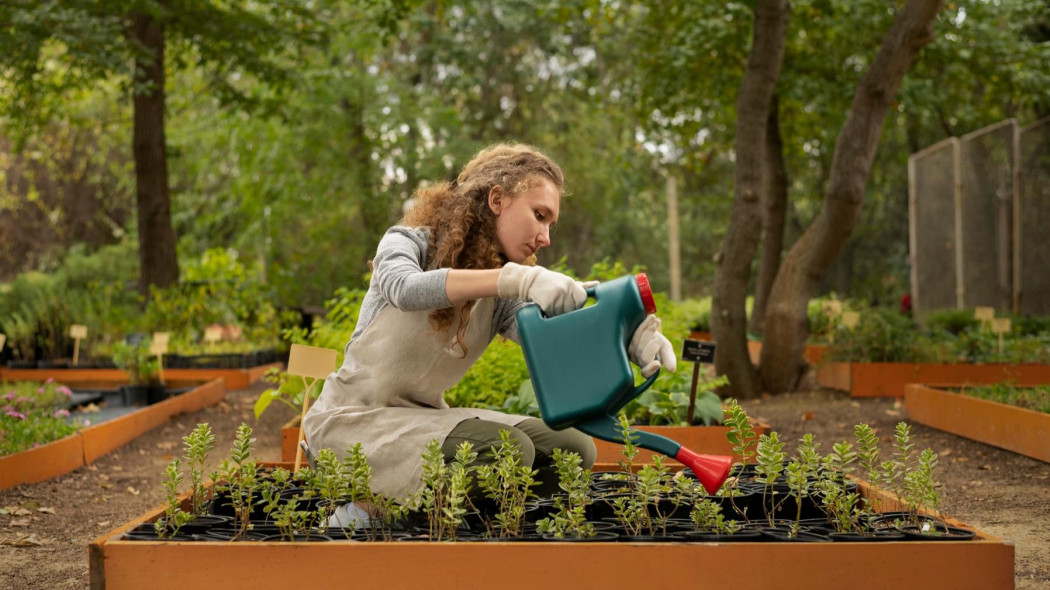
675;447;733;495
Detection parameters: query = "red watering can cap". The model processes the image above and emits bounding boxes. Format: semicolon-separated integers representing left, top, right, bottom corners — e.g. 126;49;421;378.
635;273;657;315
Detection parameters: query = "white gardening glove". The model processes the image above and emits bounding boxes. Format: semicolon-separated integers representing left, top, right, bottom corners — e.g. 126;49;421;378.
629;315;676;378
497;262;588;317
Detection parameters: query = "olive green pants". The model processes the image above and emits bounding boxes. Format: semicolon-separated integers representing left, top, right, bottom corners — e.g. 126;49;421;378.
441;417;596;498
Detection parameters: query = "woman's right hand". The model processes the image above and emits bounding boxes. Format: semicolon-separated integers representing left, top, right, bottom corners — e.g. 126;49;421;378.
497;263;587;316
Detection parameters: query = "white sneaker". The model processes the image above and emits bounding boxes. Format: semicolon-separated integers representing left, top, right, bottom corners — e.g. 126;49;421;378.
328;502;372;530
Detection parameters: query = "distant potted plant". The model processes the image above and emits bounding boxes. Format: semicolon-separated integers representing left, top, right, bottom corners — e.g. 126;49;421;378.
112;340;165;406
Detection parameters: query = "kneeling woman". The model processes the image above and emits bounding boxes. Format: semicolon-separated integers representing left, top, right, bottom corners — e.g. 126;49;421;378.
303;143;674;504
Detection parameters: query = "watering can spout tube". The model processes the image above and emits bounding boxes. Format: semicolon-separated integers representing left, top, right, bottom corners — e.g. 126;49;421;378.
576;416;732;495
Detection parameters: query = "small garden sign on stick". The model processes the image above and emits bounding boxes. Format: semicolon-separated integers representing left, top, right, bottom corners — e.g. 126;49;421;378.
0;333;5;354
69;324;88;366
681;337;716;424
285;343;337;473
991;318;1011;354
204;326;223;349
152;332;169;384
974;306;995;329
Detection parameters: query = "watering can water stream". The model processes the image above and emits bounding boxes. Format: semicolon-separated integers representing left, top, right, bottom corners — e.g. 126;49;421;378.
516;273;732;495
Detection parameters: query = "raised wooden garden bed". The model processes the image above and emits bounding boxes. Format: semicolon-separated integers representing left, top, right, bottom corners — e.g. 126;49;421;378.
0;363;280;390
816;361;1050;398
905;383;1050;464
89;465;1013;590
280;416;772;465
0;378;226;491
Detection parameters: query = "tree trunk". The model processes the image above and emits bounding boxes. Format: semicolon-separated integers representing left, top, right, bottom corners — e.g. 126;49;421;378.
711;0;790;400
130;9;179;300
759;0;945;393
749;94;788;335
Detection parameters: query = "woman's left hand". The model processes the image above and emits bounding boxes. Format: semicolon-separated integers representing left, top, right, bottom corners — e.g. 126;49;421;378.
628;315;676;377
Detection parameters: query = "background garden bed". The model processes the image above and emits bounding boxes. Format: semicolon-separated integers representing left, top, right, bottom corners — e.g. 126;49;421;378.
0;362;281;391
905;383;1050;463
816;361;1050;398
0;378;225;490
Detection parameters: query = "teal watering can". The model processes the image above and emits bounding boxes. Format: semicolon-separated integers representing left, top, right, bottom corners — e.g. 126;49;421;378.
516;273;732;494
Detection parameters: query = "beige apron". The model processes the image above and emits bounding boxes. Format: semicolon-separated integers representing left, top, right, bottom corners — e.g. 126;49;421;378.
303;298;526;499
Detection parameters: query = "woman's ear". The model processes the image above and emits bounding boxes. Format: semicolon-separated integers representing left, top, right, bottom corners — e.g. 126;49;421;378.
487;185;504;215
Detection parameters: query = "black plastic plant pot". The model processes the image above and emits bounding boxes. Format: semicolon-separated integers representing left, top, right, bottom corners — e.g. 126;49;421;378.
680;529;764;542
147;384;170;405
119;385;150;406
897;524;976;541
758;527;833;542
122;523;196;542
259;534;334;542
176;515;232;536
540;530;620;542
828;529;907;542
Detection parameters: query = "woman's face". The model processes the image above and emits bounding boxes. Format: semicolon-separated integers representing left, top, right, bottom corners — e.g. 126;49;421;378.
489;178;561;264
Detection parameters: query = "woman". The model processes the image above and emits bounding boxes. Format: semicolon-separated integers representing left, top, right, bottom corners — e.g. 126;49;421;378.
303;143;675;504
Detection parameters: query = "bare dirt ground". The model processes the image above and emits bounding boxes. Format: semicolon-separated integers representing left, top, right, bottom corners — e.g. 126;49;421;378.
1;383;1047;589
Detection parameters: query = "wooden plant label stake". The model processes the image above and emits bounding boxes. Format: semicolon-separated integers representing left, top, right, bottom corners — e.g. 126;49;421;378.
69;324;88;366
822;300;843;318
841;311;860;329
991;318;1012;354
974;306;995;329
150;340;168;383
152;332;170;346
0;333;5;353
286;344;338;473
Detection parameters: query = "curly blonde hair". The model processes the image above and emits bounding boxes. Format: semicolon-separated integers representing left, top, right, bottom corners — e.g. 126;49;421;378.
402;143;565;355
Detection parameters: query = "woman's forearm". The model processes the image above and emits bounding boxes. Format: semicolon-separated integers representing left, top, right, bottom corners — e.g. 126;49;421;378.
445;268;503;305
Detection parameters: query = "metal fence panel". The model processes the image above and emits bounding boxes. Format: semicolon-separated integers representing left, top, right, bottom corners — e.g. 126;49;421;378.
1020;118;1050;315
959;120;1017;310
911;139;958;314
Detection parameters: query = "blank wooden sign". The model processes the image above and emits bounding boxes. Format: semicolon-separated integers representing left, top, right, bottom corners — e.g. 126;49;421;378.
0;333;5;353
974;307;995;323
822;300;843;317
153;332;170;346
70;325;88;339
991;318;1012;334
204;326;223;343
841;311;860;329
286;344;337;380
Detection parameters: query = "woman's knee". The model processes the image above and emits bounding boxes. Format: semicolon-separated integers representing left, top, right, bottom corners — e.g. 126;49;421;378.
515;418;596;468
443;419;536;467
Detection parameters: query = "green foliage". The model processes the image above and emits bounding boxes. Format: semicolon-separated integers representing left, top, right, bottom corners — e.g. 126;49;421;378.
535;449;595;539
212;423;260;540
829;306;1050;363
418;438;477;542
960;383;1050;414
723;398;758;465
156;459;194;539
475;429;539;538
0;408;81;456
0;379;81;456
183;423;216;515
144;248;287;349
626;375;728;426
111;340;161;385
